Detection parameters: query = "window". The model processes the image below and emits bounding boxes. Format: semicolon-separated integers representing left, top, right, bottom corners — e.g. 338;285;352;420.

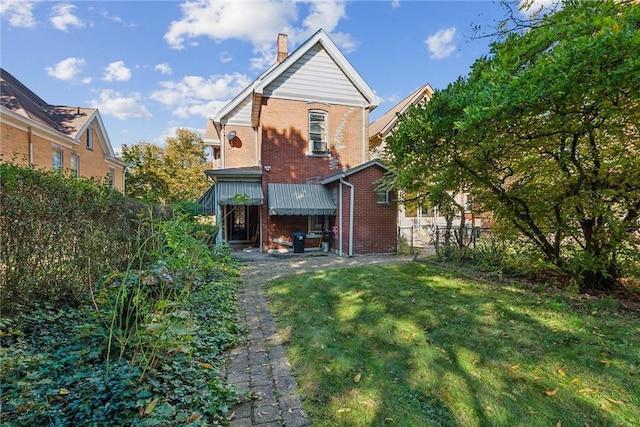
86;127;93;150
376;190;389;204
308;215;327;234
70;154;79;177
309;111;328;154
52;149;63;170
108;167;115;188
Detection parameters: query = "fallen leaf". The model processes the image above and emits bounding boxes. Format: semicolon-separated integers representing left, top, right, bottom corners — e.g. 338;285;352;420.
201;362;213;369
384;418;395;423
337;408;351;413
600;359;611;367
571;378;580;384
557;368;566;377
556;421;562;427
354;372;362;383
324;366;331;372
579;388;595;393
510;364;520;371
604;397;623;405
545;388;559;396
144;398;159;416
185;413;202;423
58;388;70;395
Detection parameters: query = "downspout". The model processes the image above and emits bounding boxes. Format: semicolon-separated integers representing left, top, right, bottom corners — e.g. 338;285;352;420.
340;177;354;257
338;180;343;256
362;106;367;162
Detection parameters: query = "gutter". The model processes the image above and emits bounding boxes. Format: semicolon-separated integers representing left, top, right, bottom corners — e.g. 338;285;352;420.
339;177;354;257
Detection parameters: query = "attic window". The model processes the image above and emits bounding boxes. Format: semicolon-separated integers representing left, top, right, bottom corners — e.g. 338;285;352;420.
309;111;328;155
86;127;93;150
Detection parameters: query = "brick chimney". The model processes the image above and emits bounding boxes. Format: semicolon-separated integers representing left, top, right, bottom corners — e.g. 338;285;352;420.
277;33;288;63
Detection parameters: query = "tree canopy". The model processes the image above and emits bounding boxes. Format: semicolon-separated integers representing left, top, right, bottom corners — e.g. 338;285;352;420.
383;0;640;291
122;128;210;204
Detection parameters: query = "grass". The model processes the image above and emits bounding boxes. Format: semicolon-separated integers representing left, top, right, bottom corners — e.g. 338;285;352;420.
265;262;640;427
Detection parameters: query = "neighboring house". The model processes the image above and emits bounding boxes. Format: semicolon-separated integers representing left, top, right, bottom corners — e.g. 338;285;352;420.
0;68;126;191
369;84;486;244
199;30;397;255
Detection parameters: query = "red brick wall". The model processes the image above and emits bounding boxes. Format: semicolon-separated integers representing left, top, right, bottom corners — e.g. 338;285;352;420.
329;165;397;255
258;97;370;251
260;98;367;182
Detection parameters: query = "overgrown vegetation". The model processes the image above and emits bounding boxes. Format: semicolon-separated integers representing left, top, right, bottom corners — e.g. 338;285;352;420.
382;0;640;292
266;262;640;426
0;164;242;425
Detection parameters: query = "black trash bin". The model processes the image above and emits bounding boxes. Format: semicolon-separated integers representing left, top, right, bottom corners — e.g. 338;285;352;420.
292;232;305;253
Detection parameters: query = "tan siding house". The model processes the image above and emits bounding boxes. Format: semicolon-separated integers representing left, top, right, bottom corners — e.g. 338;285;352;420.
0;68;126;191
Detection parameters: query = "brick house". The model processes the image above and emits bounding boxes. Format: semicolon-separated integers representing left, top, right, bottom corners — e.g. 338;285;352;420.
0;68;126;191
200;29;397;255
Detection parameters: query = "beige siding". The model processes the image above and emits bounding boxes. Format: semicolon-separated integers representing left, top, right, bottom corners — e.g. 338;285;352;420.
264;44;368;106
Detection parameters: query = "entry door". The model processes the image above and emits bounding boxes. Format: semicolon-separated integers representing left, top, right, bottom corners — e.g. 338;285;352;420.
229;206;248;241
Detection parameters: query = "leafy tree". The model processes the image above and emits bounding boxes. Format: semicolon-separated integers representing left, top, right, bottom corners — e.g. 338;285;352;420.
121;142;168;203
383;0;640;291
121;128;210;204
163;128;210;203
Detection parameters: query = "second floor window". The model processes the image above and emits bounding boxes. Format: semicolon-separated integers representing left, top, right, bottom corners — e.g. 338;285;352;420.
309;111;328;154
70;154;79;177
86;127;93;150
52;149;63;170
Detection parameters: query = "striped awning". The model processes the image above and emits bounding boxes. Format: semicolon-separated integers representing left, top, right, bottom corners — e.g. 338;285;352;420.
268;183;336;216
217;181;263;205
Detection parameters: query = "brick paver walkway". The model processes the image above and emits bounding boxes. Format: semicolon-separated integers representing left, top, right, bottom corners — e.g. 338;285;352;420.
225;251;415;426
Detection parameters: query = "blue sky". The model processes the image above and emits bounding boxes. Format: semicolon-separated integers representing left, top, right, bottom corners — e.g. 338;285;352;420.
1;0;546;152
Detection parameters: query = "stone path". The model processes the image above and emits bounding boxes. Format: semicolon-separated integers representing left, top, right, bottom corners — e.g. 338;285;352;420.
224;251;415;426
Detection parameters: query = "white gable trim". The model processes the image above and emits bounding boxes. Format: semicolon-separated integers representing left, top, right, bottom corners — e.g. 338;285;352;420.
213;29;379;124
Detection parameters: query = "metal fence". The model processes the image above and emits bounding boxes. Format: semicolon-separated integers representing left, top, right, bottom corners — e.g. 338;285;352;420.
399;222;493;254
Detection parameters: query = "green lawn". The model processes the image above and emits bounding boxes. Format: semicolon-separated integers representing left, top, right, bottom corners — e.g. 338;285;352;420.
265;262;640;427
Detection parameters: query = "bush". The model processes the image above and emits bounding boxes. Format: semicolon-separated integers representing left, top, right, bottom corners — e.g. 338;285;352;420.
0;163;170;312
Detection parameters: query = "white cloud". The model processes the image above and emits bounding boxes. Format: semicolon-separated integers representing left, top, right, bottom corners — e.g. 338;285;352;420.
164;0;295;50
102;61;132;82
45;57;86;81
50;3;85;32
219;52;233;63
0;0;36;28
425;27;457;60
150;73;252;118
90;89;152;120
164;0;351;70
391;0;401;9
154;63;172;75
100;8;135;27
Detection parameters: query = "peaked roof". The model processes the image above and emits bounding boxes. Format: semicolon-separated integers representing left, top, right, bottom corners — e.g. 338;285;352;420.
212;29;379;129
320;159;388;184
1;68;119;159
369;83;434;142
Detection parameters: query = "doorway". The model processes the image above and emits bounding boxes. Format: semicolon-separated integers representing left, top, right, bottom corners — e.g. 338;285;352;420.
225;205;259;243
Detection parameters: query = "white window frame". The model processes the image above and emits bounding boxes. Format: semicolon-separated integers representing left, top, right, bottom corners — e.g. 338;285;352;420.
108;167;115;188
70;154;79;177
376;190;389;204
52;148;63;170
86;127;93;150
308;110;328;155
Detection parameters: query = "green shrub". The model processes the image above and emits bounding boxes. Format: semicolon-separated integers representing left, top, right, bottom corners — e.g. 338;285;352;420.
0;163;170;312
